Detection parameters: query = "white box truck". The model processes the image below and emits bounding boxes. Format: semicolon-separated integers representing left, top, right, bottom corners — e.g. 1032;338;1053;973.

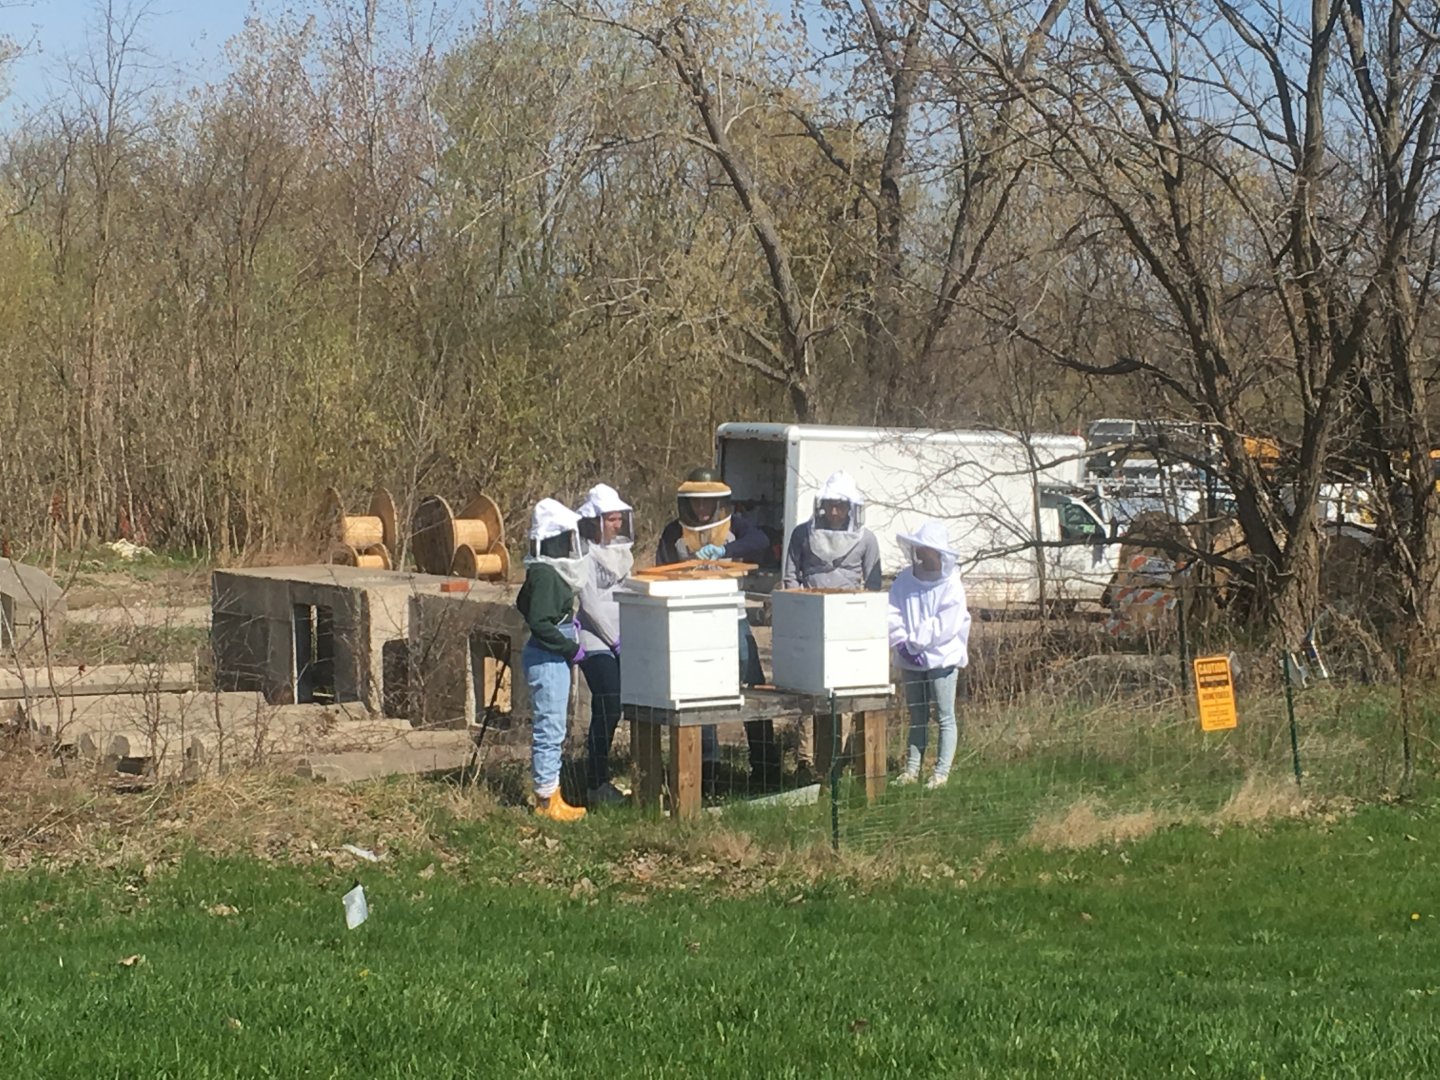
715;424;1118;611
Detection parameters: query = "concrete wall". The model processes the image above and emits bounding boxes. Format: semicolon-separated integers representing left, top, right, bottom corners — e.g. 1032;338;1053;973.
409;585;532;727
210;567;598;739
211;565;457;716
1;560;66;648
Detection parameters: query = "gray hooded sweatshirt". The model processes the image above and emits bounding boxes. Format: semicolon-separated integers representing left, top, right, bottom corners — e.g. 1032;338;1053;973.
781;522;882;590
780;470;882;590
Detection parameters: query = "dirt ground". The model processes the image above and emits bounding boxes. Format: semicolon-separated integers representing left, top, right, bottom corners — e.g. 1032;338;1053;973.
60;569;211;611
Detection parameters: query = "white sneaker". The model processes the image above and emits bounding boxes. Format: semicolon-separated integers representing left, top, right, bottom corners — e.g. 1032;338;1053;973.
895;770;920;786
588;781;629;806
925;773;949;791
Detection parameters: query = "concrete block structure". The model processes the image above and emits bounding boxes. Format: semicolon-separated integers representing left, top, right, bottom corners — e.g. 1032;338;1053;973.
211;566;539;729
1;560;66;649
408;583;532;728
211;565;460;715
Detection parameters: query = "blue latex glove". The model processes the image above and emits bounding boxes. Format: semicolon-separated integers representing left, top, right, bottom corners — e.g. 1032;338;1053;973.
611;636;620;658
571;641;587;665
898;644;925;668
695;544;727;561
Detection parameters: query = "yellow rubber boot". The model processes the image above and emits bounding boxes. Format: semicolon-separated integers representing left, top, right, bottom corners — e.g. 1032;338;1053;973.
535;791;587;823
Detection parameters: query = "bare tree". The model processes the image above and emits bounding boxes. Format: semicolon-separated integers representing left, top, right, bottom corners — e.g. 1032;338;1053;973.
1336;0;1440;647
961;0;1440;643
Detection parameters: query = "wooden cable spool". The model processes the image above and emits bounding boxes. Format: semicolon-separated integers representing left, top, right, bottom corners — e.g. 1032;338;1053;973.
412;492;507;577
450;541;510;582
321;487;398;554
330;542;393;570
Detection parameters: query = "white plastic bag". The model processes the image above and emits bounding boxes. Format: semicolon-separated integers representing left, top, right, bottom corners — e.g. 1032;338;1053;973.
342;884;369;930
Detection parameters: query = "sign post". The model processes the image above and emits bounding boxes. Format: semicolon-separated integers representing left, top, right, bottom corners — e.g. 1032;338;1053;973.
1192;655;1238;732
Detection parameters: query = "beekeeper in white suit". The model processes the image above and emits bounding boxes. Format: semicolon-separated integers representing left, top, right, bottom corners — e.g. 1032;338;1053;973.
888;519;971;789
780;470;883;776
574;483;634;806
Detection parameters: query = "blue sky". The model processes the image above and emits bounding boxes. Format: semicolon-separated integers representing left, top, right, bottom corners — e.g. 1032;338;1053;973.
2;1;255;123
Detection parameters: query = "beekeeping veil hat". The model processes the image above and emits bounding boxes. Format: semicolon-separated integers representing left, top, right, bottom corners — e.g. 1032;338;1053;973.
813;470;865;530
807;470;866;564
525;498;590;591
576;483;635;587
676;467;733;532
896;519;959;583
578;484;634;544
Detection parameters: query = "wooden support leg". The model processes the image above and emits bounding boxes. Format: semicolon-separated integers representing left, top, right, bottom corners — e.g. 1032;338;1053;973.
855;711;886;805
668;726;702;821
632;717;663;811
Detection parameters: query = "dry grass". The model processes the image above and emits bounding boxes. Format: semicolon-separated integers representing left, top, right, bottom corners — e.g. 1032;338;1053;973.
0;739;496;872
1213;773;1309;824
1020;772;1319;851
1021;798;1170;850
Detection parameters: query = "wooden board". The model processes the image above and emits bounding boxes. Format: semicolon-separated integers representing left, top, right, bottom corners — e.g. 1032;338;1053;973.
668;725;702;820
630;558;758;581
855;712;887;804
632;719;664;811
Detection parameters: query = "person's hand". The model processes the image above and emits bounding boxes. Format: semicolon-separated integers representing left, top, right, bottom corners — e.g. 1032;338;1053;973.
611;636;620;658
897;644;924;667
571;642;587;665
696;544;726;561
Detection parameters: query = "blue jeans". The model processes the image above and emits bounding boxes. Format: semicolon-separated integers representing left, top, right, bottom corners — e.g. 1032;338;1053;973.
902;666;959;780
579;650;622;787
524;630;575;798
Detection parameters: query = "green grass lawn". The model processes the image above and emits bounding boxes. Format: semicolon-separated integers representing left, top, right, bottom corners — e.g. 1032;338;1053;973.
4;796;1440;1077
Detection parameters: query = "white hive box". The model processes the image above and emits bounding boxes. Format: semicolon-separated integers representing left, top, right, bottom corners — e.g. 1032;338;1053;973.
770;589;891;696
617;580;743;710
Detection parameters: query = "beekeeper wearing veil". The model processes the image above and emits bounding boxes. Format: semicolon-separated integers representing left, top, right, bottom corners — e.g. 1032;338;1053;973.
574;483;635;806
780;470;882;776
781;470;882;592
516;498;591;822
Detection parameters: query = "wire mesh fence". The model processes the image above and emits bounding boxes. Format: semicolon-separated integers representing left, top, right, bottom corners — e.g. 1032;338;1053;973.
825;614;1437;858
541;602;1440;860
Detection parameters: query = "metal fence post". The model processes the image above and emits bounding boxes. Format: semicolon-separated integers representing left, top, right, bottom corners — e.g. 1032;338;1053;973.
1282;653;1303;788
1398;645;1415;798
828;692;841;853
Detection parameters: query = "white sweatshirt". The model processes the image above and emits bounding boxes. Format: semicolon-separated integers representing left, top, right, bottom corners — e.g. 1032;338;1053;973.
887;520;971;671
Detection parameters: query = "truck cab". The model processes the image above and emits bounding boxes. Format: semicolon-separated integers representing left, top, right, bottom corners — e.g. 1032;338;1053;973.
1037;488;1115;607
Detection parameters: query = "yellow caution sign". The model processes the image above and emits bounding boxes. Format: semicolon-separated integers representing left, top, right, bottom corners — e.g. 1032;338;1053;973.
1193;656;1238;731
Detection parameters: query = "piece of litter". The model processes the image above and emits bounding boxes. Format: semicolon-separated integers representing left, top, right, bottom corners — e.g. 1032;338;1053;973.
342;884;369;930
105;539;155;561
206;903;239;917
118;954;145;968
342;844;382;863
